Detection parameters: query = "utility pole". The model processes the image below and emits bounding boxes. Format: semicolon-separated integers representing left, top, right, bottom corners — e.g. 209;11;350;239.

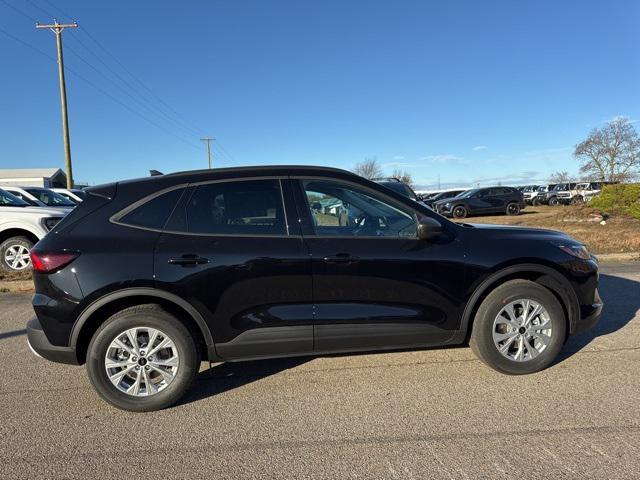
36;20;78;189
200;137;214;169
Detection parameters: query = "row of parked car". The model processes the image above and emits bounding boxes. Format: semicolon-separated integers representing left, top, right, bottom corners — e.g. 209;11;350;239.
376;179;614;220
377;179;525;219
0;186;86;272
517;182;613;206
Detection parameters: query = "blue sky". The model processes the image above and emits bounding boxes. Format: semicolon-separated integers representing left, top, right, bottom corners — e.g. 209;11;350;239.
1;0;638;189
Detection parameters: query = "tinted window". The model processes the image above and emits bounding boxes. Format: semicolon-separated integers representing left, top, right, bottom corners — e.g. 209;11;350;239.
0;189;29;206
303;180;416;237
25;188;75;207
185;179;285;235
120;188;185;229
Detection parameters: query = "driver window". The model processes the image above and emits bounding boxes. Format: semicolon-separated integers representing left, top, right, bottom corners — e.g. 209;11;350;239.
302;180;416;237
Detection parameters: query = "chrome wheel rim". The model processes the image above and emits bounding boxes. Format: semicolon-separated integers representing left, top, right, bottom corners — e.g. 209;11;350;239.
492;299;552;362
4;244;30;270
104;327;179;397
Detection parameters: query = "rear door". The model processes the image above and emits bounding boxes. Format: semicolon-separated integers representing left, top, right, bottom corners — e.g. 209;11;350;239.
154;177;313;361
292;177;465;353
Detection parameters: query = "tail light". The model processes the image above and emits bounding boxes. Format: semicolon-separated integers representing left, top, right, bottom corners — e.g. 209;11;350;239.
30;251;79;273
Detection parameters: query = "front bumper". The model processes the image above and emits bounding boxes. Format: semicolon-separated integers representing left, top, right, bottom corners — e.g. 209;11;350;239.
27;317;79;365
573;288;603;335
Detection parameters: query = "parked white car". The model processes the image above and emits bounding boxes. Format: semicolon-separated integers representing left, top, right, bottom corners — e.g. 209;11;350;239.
0;188;68;271
1;186;75;212
51;187;87;203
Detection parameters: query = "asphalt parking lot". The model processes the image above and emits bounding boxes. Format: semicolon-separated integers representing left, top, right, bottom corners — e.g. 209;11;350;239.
0;263;639;479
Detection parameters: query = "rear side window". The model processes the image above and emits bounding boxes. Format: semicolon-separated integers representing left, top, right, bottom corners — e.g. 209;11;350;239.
119;188;185;230
183;179;286;235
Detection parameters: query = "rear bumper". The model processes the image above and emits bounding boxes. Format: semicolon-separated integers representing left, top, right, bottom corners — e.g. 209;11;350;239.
573;289;603;335
27;317;79;365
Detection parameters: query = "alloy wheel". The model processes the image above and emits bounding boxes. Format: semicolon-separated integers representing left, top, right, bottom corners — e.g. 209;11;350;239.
4;244;31;270
492;299;552;362
507;203;520;215
453;206;467;218
104;327;180;396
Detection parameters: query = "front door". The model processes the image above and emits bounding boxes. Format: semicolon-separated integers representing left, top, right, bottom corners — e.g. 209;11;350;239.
154;178;313;360
293;178;466;353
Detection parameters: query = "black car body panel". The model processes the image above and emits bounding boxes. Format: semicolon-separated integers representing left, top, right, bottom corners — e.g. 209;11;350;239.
28;166;601;365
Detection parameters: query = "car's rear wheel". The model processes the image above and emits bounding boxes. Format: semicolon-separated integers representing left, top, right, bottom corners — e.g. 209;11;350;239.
469;280;566;374
452;205;468;219
0;236;33;272
548;196;559;206
506;202;521;216
86;304;199;412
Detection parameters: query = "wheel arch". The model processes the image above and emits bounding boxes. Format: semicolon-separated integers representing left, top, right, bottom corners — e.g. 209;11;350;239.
71;288;215;364
0;227;40;245
460;263;580;342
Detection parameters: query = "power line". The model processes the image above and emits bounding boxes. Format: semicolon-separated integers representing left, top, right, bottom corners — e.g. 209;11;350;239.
2;3;238;161
0;0;38;22
0;27;202;151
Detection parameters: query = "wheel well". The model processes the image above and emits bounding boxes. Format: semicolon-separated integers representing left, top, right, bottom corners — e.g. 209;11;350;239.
74;295;208;364
0;229;39;245
463;270;572;343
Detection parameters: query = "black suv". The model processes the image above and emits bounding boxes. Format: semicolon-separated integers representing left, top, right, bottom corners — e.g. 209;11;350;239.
433;186;525;218
27;166;602;411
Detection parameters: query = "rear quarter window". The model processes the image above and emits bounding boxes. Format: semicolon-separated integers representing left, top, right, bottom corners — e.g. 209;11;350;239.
117;188;185;230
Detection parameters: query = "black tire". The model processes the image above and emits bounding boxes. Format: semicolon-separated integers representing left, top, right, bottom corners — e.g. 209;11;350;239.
452;205;468;219
532;197;541;206
506;202;521;216
548;196;559;207
469;279;566;375
86;304;200;412
572;195;584;205
0;236;34;272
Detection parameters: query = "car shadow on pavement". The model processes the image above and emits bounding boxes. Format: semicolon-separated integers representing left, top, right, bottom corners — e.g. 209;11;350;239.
558;273;640;361
0;328;27;341
180;356;310;406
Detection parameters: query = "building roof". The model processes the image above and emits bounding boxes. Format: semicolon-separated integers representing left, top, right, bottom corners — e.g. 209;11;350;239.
0;168;64;179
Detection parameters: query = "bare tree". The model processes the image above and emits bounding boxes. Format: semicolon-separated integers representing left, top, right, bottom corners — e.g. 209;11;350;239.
353;157;383;180
574;117;640;182
548;171;571;183
391;168;414;187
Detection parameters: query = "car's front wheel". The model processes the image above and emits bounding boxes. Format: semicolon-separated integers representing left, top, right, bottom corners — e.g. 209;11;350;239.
452;205;468;219
0;236;34;272
86;304;200;412
469;280;566;375
548;196;560;206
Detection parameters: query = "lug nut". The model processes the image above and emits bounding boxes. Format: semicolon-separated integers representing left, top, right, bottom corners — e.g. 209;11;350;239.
144;365;150;370
135;366;140;370
140;350;146;356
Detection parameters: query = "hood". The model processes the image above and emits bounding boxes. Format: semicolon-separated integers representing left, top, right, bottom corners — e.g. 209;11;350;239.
1;205;69;216
464;222;573;241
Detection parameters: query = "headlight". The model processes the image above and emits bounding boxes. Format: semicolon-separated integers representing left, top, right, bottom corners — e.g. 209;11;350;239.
556;243;591;260
43;217;62;231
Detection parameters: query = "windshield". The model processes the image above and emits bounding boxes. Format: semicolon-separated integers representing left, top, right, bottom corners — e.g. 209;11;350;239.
553;183;570;191
522;186;537;192
25;188;75;207
0;189;30;207
457;189;479;199
378;181;418;200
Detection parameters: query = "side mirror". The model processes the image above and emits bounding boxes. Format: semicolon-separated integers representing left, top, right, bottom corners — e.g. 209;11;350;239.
417;217;443;241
